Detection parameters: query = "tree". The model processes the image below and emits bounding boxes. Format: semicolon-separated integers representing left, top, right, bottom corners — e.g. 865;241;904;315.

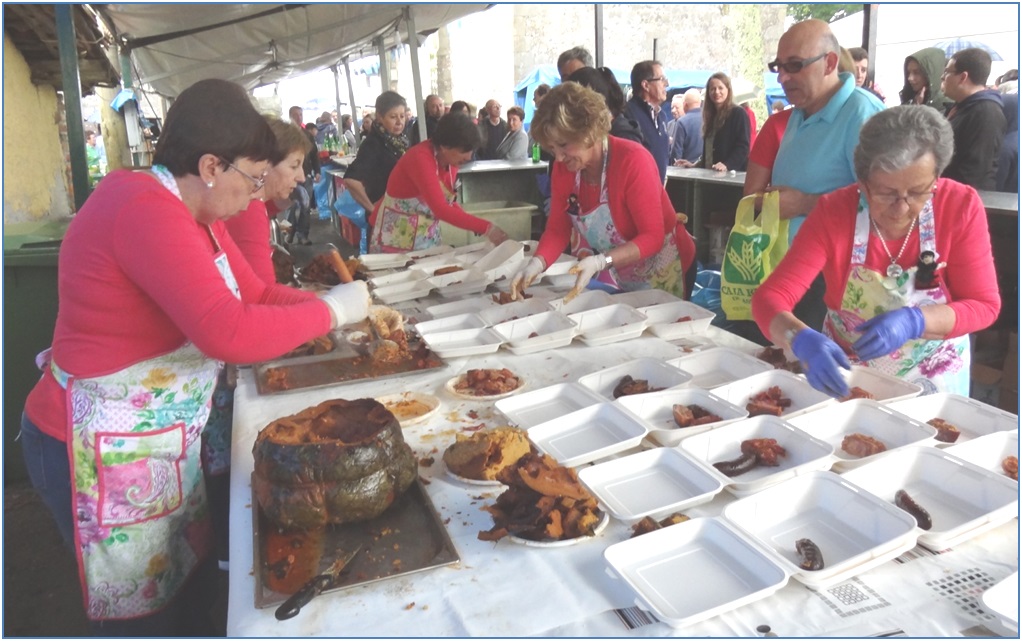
787;4;861;23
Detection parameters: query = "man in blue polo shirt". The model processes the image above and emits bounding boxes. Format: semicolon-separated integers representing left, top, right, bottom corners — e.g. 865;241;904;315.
625;60;671;183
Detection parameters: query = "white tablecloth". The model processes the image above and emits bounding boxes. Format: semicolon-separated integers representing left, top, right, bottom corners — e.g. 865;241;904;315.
226;326;1018;637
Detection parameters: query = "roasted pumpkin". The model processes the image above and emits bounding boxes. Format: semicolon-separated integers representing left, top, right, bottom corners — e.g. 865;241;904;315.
252;398;417;530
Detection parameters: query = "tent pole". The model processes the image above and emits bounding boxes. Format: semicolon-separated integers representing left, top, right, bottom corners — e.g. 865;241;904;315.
405;6;427;144
332;63;344;135
56;4;91;209
376;35;391;92
343;57;359;150
861;4;879;88
594;5;604;67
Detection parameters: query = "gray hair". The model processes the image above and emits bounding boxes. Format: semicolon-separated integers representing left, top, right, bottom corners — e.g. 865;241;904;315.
853;105;954;181
557;46;593;70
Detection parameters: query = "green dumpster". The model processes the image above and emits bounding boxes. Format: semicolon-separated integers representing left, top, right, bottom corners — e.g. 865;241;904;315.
4;219;70;483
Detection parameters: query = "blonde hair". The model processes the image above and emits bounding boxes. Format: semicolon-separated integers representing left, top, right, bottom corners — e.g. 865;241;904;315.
264;115;311;163
529;82;611;149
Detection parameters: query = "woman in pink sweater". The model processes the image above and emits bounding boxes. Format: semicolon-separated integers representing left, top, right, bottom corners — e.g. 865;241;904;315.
20;79;370;636
752;106;999;398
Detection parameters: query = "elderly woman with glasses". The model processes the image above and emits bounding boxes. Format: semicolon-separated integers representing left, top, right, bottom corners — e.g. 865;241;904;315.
752;105;1000;398
511;82;695;303
18;79;371;637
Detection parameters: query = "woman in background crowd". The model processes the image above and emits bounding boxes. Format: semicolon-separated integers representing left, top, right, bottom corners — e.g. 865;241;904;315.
677;72;750;173
899;47;949;110
344;91;408;214
495;106;529;160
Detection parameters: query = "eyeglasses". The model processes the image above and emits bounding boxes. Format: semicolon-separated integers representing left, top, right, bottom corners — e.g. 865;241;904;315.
221;159;266;193
768;52;828;74
645;76;667;83
941;67;960;78
867;180;937;207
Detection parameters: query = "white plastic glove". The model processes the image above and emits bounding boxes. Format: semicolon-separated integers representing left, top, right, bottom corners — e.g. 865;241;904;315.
510;256;546;301
369;305;404;338
320;280;370;328
563;254;606;304
484;224;509;246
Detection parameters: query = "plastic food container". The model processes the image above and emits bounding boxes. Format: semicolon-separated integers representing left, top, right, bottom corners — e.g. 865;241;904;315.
945;431;1019;481
887;393;1019;446
492;311;577;355
527;402;649;467
413;313;487;335
981;572;1019;637
368;268;428;289
495;382;606;429
427;267;492;298
372;279;436;304
615;387;749;446
406;244;455;260
578;357;693;401
711;369;836;419
680;415;835;497
788;399;937;471
547;289;613;315
452;240;492;256
542;253;578;276
668;347;774;389
603;517;789;629
420;327;504;359
611;289;682;309
358;252;409;271
410;256;463;273
568;304;648;347
841;447;1019;550
578;448;724;523
640;301;716;340
722;471;919;589
426;296;499;319
473;239;525;281
840;366;922;404
478;298;553;327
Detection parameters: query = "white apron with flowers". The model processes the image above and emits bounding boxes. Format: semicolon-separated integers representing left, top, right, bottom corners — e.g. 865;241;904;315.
822;196;969;395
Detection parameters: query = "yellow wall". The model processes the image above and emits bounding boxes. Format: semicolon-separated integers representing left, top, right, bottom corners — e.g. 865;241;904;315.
3;34;73;223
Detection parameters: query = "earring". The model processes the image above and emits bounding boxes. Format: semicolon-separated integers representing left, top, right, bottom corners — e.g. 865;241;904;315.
206;181;214;188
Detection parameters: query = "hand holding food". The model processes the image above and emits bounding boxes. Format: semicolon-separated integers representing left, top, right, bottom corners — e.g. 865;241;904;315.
791;328;851;398
509;256;545;301
852;307;925;361
563;253;607;304
484;223;510;246
320;280;370;328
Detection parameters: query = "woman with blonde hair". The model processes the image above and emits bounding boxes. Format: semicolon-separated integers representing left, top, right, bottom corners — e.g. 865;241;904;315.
677;71;750;172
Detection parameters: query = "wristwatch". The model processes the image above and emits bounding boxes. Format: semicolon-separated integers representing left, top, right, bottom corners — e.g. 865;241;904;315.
602;253;614;270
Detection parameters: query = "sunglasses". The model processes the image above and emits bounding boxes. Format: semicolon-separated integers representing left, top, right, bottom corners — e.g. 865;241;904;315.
220;158;266;193
768;52;828;74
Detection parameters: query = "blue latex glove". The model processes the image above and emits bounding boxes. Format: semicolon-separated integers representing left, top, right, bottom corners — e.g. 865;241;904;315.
791;328;851;398
852;307;926;362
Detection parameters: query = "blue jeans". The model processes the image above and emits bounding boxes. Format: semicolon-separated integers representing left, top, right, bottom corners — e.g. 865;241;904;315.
20;414;220;636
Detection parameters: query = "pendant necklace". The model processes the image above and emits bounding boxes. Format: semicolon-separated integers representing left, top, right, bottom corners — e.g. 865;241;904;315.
870;215;917;278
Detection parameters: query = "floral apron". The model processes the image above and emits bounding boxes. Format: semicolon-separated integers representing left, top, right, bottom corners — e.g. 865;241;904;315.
50;166;234;620
568;139;686;297
369;157;456;253
822;196;969;395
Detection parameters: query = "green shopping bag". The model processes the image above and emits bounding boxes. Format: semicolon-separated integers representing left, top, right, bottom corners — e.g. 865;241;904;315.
720;191;789;321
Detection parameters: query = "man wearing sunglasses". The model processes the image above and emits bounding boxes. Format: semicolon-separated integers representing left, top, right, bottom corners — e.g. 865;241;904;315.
736;18;884;342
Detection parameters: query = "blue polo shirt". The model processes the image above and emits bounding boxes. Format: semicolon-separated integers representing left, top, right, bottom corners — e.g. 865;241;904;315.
772;72;885;242
624;95;671;183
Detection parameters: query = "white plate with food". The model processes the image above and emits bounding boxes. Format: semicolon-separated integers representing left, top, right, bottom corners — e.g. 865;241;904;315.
375;392;441;427
443;462;505;487
508;511;610;547
445;368;526;401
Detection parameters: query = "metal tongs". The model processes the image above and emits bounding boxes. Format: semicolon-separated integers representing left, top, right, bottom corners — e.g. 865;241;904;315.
275;544;362;621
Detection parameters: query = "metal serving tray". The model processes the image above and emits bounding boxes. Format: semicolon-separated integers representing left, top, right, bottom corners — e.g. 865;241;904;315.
253;478;460;609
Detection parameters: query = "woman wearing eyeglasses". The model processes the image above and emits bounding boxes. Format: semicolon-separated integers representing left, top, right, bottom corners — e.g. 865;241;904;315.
752;106;999;398
18;79;371;637
899;47;950;110
676;72;750;173
510;82;694;303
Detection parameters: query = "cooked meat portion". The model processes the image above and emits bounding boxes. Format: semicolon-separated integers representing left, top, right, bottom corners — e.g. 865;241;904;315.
612;375;664;398
841;432;887;458
841;386;876;402
746;386;792;416
454;368;522;396
927;418;961;443
672;404;723;428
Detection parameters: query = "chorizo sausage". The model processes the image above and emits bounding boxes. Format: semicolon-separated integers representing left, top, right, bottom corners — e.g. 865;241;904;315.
894;489;932;530
795;538;825;571
712;452;758;477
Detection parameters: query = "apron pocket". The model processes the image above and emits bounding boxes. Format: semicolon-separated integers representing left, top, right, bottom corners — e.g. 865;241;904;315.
95;424;186;526
379;206;420;252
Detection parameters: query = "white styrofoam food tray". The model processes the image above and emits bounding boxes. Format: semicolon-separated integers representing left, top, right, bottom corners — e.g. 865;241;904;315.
428;268;492;298
668;347;774;389
615;387;749;446
612;288;682;308
478;298;554;327
495;382;606;429
680;415;836;497
789;399;937;471
419;327;504;359
358;252;409;271
722;471;918;589
492;311;577;355
578;448;724;523
542;253;578;276
452;240;492;256
410;257;463;273
368;268;428;289
945;431;1019;481
578;358;693;401
840;447;1019;550
603;517;789;629
413;312;487;335
546;289;613;315
568;304;649;347
425;297;499;319
981;572;1019;637
711;369;835;419
372;279;436;304
840;366;922;403
473;240;525;280
887;393;1019;446
640;301;716;340
527;402;649;467
406;244;455;260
